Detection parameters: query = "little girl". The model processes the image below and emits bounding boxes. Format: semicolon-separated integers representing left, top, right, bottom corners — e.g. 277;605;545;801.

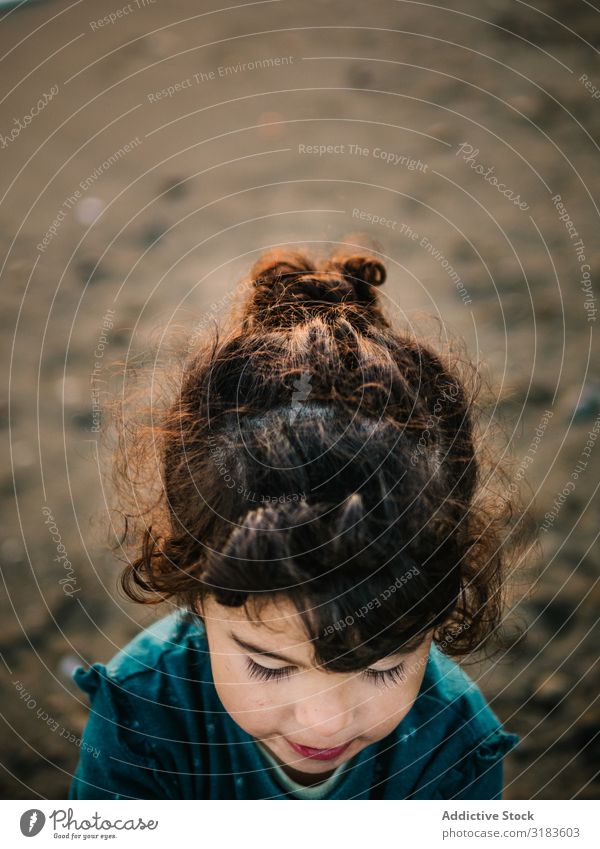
69;246;529;800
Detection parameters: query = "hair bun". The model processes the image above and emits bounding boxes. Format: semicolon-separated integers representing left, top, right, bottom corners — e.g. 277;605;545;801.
326;253;387;303
241;247;388;330
250;250;315;289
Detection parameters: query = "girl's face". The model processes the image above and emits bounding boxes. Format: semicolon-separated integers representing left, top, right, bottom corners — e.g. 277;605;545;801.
198;594;434;784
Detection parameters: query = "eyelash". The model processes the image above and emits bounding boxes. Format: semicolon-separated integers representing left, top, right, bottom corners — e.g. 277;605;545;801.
245;657;406;687
363;663;407;686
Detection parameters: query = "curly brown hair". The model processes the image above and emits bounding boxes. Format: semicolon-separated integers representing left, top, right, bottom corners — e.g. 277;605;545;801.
110;244;535;672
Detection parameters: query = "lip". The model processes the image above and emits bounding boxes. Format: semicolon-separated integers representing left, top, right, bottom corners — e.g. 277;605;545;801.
286;738;353;761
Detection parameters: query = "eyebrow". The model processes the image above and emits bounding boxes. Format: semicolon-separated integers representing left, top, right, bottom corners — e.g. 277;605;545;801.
229;632;305;667
228;631;412;669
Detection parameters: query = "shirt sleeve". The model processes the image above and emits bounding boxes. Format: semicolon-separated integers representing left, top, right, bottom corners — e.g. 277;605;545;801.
68;664;173;800
444;728;520;801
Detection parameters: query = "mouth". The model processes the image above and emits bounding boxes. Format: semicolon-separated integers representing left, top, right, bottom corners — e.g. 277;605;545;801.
286;738;353;761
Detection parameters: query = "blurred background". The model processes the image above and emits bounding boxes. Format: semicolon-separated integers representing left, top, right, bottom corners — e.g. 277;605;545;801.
1;0;599;799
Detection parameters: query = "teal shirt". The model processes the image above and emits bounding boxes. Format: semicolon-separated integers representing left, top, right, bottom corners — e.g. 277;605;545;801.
68;610;519;800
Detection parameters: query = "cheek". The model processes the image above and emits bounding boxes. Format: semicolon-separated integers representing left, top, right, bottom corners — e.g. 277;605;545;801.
216;684;274;726
361;681;422;739
222;689;282;738
210;657;282;734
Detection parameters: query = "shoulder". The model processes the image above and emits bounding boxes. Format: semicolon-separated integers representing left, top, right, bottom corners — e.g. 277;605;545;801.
105;609;206;682
390;644;519;799
417;643;514;744
72;609;208;701
409;643;519;757
70;610;208;799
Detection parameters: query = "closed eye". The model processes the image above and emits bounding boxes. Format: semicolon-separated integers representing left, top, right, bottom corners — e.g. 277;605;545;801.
245;657;407;686
245;657;295;682
362;661;407;687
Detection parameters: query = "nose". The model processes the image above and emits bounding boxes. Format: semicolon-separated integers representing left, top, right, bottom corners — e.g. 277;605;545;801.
293;681;355;740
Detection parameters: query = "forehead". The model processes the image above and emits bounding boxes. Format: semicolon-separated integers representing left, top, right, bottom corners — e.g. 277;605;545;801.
203;594;309;638
203;594;318;661
202;593;432;663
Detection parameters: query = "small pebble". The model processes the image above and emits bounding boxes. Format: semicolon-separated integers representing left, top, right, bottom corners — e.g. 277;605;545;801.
138;223;168;248
573;386;600;422
347;64;372;87
75;197;104;226
70;410;96;431
55;377;84;405
532;672;568;709
11;440;34;468
75;259;109;286
1;538;24;564
160;177;188;201
58;655;80;680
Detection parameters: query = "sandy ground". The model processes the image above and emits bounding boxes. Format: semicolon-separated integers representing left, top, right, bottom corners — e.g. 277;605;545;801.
0;0;599;799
